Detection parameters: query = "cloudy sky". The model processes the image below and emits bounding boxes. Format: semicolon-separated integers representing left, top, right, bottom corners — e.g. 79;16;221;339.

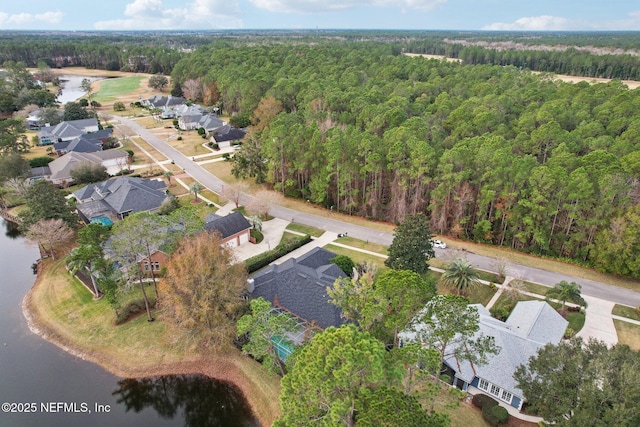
1;0;639;31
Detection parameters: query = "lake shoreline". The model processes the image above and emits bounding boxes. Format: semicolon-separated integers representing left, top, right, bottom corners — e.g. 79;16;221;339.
22;259;279;427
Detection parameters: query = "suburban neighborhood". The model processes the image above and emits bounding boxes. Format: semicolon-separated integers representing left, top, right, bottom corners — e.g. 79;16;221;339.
1;28;640;427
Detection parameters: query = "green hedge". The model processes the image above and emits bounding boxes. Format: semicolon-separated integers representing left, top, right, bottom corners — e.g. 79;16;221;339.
30;156;54;167
472;393;498;409
482;404;509;426
245;234;311;273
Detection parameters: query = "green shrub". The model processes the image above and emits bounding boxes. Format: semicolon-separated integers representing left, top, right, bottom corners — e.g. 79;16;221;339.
29;156;54;167
330;255;355;277
250;228;264;243
490;306;510;321
245;235;311;273
177;136;183;141
564;326;575;339
472;393;498;409
482;404;509;426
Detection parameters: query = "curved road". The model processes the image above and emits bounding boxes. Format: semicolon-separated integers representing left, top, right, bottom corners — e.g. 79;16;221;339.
114;116;640;307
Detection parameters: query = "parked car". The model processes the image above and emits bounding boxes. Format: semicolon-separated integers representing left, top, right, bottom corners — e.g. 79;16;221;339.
432;239;447;249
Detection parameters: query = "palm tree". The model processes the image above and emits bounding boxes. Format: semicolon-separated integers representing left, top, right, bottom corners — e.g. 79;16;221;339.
163;171;174;186
67;247;101;298
189;182;203;202
546;281;587;316
441;258;481;296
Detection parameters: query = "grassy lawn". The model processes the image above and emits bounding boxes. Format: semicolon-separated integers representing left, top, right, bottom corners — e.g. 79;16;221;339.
323;243;388;270
612;304;640;320
175;194;218;218
23;144;51;160
614;320;640;351
437;283;497;306
130;137;167;162
335;236;388;255
491;292;542;313
93;76;145;102
166;132;211;156
120;138;153;165
566;311;586;334
519;280;551;296
168;184;190;197
476;269;503;284
202;161;267;194
200;189;221;205
286;223;325;238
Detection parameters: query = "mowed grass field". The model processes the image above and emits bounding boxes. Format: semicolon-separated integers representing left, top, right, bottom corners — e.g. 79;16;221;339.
94;76;146;102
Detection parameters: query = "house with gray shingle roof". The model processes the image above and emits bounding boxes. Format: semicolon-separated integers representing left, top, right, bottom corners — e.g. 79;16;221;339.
54;128;113;155
248;247;347;330
73;176;168;224
38;118;99;145
400;300;567;411
45;150;129;186
204;211;252;247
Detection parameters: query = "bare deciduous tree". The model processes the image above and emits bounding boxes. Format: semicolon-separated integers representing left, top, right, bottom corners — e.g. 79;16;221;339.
182;78;204;103
247;190;282;220
26;218;74;259
221;182;248;208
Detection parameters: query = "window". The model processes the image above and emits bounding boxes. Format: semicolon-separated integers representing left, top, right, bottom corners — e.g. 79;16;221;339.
143;262;150;271
152;261;160;271
501;390;512;404
478;379;489;391
490;384;501;397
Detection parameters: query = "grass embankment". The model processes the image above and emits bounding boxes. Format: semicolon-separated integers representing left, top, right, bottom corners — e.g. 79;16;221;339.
286;223;324;238
24;257;281;426
613;320;640;351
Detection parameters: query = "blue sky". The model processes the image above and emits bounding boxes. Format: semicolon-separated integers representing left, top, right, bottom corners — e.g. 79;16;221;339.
1;0;639;31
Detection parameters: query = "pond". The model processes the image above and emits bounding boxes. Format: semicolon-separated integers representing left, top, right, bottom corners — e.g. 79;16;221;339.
0;219;258;427
56;75;102;104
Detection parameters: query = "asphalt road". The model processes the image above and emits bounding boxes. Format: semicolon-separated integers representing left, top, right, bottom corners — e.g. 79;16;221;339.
114;115;640;307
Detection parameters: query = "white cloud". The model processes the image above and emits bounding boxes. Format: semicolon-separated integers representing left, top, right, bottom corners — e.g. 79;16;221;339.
95;0;242;30
483;10;640;31
0;10;64;27
125;0;164;18
482;15;576;31
249;0;447;14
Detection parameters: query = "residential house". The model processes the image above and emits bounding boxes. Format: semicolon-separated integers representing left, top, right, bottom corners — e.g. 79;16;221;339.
26;108;64;130
44;150;129;186
142;95;187;118
178;113;226;133
211;127;246;148
54;128;114;155
137;249;169;275
248;247;347;330
38;118;100;145
400;300;568;411
204;212;252;248
73;176;169;224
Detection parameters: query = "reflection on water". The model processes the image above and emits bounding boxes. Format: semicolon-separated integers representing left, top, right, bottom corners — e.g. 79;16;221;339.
4;220;21;239
113;375;260;427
